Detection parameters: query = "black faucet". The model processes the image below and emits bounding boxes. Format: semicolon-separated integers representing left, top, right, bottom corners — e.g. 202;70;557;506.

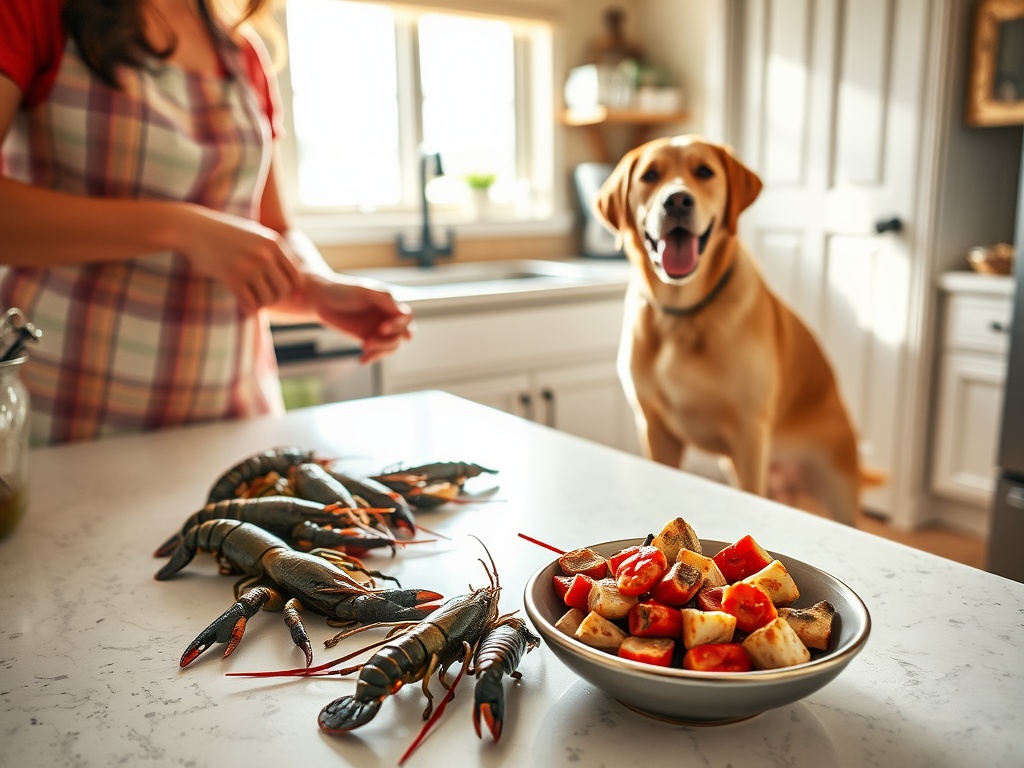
396;150;454;268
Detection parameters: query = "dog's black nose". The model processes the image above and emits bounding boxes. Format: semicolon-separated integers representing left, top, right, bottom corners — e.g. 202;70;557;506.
664;190;695;216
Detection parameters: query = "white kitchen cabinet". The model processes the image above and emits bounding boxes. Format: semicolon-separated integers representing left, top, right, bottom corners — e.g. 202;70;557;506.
930;273;1014;508
378;297;640;453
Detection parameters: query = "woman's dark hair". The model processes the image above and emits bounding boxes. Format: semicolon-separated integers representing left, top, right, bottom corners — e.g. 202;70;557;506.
61;0;269;89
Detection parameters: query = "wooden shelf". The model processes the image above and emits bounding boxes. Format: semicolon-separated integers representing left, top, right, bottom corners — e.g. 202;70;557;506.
563;108;690;162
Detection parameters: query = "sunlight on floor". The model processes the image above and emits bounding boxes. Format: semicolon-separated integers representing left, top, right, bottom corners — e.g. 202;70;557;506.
855;509;987;570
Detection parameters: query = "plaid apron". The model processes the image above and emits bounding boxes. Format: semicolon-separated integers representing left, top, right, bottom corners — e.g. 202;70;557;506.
0;33;283;446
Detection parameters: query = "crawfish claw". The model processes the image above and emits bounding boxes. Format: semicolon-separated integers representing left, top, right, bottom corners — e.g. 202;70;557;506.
472;681;505;742
179;587;272;668
318;695;382;733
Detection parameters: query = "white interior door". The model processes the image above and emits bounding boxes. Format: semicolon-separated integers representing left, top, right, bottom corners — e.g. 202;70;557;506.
731;0;930;516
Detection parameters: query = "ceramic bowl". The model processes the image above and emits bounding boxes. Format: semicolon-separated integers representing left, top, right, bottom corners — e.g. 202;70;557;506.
523;538;871;725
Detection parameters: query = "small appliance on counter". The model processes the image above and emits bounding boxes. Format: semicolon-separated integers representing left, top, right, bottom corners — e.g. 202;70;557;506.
573;162;623;259
271;323;377;410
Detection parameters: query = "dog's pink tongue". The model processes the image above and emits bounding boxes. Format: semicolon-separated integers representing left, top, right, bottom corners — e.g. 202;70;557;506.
659;230;699;279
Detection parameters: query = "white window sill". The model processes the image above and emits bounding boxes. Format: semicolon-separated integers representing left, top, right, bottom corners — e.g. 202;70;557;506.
294;208;576;246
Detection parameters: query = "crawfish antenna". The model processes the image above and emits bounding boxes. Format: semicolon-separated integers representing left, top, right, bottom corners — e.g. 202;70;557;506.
468;534;499;590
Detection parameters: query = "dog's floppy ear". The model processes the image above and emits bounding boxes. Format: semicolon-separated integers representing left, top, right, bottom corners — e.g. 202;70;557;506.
594;149;641;236
715;144;763;234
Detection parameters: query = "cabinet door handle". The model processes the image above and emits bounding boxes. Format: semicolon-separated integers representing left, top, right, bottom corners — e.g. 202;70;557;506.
990;321;1009;334
518;392;534;420
875;216;903;234
540;388;555;427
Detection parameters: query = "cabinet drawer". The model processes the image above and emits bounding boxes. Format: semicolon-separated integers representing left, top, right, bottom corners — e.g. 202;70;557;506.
945;294;1013;354
381;299;624;383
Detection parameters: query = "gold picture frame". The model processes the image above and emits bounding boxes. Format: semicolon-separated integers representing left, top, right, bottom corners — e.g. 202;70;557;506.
966;0;1024;126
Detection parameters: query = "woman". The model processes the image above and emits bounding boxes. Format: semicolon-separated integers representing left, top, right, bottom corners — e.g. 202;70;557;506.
0;0;413;445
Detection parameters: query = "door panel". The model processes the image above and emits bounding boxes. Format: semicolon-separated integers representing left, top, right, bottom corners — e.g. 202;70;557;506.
735;0;929;515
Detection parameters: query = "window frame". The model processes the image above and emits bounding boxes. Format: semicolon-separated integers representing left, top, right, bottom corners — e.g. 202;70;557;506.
271;1;567;244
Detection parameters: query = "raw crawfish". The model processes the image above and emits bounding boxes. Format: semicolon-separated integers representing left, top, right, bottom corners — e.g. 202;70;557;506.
372;462;498;509
155;520;441;667
471;616;540;742
329;470;418;537
234;539;538;761
153;496;402;559
205;447;418;539
206;446;317;503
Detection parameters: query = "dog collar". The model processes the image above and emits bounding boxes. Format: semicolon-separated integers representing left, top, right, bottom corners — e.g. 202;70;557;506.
643;261;737;317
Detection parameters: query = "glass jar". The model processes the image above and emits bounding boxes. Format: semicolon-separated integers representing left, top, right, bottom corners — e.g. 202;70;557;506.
0;355;29;539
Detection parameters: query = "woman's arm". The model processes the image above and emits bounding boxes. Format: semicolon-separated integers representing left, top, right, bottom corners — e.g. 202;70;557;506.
258;150;413;363
0;73;301;314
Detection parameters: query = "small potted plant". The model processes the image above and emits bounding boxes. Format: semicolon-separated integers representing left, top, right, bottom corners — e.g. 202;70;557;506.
465;172;497;219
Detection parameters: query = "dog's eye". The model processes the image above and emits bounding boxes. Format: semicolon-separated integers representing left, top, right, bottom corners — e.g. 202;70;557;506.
640;168;660;183
694;164;714;180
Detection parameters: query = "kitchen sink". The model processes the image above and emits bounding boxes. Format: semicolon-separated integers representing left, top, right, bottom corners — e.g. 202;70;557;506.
347;259;631;302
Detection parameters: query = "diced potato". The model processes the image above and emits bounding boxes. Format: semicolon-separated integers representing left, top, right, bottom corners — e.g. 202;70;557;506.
741;559;800;606
575;611;629;651
778;600;835;651
554;607;587;637
677;548;727;588
651;517;702;560
587;577;638;620
558;547;609;579
742;617;811;669
680;608;736;649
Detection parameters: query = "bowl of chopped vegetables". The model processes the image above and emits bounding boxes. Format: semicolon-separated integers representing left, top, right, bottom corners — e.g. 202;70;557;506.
523;522;871;725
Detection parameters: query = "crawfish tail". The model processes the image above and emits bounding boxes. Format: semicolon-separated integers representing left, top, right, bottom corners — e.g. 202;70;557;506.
154;519;219;580
207;446;313;503
473;618;541;742
318;695;383;733
156;496;334;557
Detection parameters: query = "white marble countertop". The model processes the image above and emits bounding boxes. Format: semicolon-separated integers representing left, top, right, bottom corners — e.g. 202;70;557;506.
2;391;1022;767
938;270;1015;296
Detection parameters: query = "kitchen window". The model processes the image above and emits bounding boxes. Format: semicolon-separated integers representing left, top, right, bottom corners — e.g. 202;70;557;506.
275;0;557;241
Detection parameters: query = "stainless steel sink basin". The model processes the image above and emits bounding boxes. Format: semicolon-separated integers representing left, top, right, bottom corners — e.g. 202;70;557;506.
347;259;630;300
365;265;550;288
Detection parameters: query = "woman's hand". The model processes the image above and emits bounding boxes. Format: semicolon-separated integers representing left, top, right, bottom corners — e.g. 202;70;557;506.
176;205;303;314
304;275;414;363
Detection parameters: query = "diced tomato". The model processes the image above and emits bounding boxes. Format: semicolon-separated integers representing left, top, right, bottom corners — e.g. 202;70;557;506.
712;535;774;583
628;600;683;638
558;547;609;579
553;575;573;601
682;643;753;672
720;582;777;633
615;545;669;596
562;573;595;611
608;545;642;575
649;561;703;606
696;585;726;612
619;636;675;667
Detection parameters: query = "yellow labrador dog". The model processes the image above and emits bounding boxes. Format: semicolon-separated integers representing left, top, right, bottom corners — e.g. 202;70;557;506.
596;134;867;524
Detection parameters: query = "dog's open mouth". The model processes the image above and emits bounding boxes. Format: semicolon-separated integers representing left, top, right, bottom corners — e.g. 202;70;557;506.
646;219;714;280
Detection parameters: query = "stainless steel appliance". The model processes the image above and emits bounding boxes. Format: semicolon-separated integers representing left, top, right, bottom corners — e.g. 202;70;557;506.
271;323;377;410
987;135;1024;582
